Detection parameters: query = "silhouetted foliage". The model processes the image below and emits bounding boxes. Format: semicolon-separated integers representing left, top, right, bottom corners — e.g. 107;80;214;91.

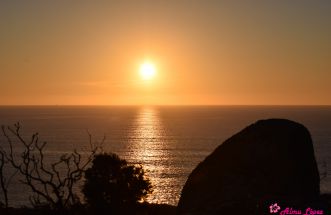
82;153;152;212
0;123;174;214
0;123;103;209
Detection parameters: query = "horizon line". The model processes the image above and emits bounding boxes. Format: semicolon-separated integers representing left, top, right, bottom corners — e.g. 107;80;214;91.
0;104;331;107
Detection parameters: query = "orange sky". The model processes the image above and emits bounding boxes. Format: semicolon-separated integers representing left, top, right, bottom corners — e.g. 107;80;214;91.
0;1;330;105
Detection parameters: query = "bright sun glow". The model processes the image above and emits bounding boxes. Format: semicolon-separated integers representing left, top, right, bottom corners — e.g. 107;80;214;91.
139;62;156;80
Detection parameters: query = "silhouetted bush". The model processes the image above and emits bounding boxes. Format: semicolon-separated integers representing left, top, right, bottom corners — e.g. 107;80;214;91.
0;123;103;209
0;124;171;214
82;153;152;213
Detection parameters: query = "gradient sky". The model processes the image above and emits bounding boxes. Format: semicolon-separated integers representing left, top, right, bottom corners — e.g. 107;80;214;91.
0;1;330;105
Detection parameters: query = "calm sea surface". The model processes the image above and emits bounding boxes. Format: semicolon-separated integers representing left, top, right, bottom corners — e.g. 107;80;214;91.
0;106;330;206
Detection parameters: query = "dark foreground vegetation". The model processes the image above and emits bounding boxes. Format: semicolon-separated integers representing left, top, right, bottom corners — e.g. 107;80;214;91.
0;123;176;214
0;203;176;215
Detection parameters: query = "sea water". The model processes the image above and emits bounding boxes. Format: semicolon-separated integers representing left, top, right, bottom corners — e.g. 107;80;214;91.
0;106;330;206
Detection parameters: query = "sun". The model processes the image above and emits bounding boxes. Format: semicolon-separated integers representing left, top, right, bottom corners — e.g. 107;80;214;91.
139;62;156;80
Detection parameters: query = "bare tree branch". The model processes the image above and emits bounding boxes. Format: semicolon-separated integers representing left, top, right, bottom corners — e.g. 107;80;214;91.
0;123;104;209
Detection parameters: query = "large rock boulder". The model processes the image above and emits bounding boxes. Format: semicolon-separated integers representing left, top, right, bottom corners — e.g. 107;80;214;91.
177;119;320;214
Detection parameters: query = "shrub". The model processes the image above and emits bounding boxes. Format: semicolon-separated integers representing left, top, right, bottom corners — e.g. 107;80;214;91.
82;153;152;212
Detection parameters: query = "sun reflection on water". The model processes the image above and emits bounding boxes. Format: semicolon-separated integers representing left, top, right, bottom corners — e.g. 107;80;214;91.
127;107;179;205
131;107;165;162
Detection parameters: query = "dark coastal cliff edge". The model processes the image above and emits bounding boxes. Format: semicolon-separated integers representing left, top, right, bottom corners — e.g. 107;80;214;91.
178;119;330;215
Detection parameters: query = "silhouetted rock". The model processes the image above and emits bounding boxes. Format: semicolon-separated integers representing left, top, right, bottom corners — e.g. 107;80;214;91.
178;119;320;214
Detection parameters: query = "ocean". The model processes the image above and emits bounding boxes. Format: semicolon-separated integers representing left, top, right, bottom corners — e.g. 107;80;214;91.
0;106;330;206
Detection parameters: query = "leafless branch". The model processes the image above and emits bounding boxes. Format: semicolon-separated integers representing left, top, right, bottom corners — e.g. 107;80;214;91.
0;123;104;209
